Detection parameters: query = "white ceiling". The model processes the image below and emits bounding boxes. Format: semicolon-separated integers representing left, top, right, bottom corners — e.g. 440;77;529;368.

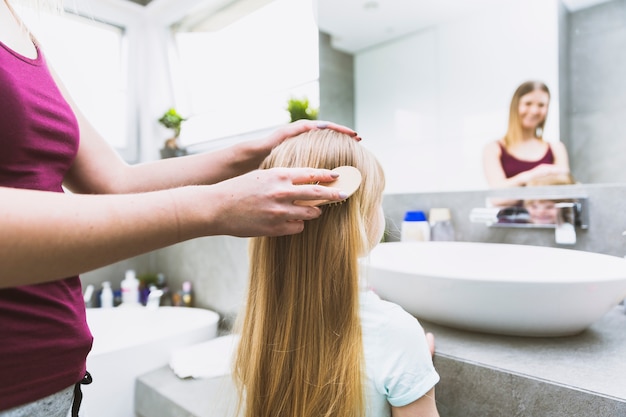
315;0;612;53
121;0;613;53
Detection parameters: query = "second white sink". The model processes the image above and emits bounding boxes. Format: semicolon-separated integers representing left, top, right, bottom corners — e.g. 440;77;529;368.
362;242;626;337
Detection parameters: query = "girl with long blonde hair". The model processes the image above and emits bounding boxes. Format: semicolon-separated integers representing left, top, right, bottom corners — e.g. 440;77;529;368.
233;130;440;417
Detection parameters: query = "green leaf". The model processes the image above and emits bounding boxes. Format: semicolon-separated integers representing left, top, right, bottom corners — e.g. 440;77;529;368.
286;97;318;122
158;108;187;137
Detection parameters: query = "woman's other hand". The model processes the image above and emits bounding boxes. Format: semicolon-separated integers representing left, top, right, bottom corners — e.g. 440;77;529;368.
523;163;569;184
261;119;361;152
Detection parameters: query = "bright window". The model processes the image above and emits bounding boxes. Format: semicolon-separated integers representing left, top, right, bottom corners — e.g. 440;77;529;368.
173;0;319;147
16;8;133;159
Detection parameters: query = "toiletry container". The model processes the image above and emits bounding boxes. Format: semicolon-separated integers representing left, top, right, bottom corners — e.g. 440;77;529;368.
120;270;140;306
401;211;430;242
100;281;114;308
429;208;456;241
181;281;193;307
156;273;172;307
83;284;95;308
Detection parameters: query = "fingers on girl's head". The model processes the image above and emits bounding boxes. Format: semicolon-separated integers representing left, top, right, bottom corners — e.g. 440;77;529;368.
289;167;339;185
314;120;360;140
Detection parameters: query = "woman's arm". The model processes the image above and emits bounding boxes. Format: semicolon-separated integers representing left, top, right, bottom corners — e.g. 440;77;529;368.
482;141;522;188
64;108;358;194
483;141;570;188
483;141;530;188
391;388;439;417
551;141;571;173
57;65;358;194
0;167;345;288
1;63;355;288
49;65;359;194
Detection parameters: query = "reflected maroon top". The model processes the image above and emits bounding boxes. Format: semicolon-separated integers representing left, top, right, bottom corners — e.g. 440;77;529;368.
499;142;554;178
0;41;93;410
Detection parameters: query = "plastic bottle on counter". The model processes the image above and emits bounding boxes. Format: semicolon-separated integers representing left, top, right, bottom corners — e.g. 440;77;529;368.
120;269;140;307
156;272;172;307
181;281;193;307
100;281;114;308
401;211;430;242
429;208;456;241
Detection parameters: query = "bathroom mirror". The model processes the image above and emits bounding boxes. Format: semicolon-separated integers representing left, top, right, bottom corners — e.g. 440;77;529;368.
316;0;626;193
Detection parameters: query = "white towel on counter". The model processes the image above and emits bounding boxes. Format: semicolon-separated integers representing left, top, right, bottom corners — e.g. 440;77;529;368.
169;334;240;379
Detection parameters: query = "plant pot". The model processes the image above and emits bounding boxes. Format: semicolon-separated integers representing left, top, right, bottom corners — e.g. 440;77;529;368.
160;147;188;159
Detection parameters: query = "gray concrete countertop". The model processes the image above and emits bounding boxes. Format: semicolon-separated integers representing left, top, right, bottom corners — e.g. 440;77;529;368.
423;305;626;416
136;370;237;417
136;306;626;417
422;305;626;399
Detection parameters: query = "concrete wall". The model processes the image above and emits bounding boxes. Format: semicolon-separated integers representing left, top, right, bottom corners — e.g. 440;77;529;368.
318;32;354;129
567;0;626;184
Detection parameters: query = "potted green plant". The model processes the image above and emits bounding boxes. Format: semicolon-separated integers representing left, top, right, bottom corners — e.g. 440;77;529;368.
158;108;188;158
286;96;319;122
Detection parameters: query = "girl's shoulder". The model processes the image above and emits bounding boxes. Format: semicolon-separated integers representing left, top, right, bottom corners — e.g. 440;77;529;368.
360;290;423;335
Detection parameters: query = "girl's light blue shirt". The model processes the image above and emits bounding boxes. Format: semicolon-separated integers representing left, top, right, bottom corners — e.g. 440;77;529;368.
360;290;440;416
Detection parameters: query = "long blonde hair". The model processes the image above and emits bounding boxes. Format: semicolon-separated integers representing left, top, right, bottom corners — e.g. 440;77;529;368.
503;80;550;147
233;130;385;417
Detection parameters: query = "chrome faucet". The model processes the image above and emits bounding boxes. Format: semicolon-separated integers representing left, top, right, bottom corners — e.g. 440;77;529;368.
470;196;588;245
554;202;577;245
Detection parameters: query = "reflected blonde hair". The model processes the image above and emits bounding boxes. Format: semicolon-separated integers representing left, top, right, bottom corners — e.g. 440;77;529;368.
233;130;385;417
504;80;550;147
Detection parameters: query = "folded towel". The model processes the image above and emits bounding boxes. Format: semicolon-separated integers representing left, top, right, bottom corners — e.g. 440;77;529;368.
169;334;240;379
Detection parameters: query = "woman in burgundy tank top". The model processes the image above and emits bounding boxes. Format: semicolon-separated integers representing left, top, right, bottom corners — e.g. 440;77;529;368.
0;0;359;414
482;81;571;188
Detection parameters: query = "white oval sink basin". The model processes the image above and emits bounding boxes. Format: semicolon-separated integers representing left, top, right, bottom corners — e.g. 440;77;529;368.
362;242;626;337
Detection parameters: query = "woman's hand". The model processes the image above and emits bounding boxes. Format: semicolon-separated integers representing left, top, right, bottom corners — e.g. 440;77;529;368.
0;167;346;286
176;167;349;238
177;120;362;185
259;120;361;154
522;163;569;185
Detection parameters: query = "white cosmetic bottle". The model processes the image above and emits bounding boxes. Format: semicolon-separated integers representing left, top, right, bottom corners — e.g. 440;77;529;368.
429;208;456;241
401;211;431;242
100;281;114;308
120;269;140;307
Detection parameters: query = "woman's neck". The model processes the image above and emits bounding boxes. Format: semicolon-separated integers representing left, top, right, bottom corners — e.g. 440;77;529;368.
520;127;538;141
0;0;37;59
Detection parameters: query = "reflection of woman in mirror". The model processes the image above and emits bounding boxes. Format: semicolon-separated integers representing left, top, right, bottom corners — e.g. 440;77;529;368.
483;81;570;188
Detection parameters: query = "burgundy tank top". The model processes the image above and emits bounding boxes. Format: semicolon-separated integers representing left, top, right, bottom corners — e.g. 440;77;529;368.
0;41;93;410
499;142;554;178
